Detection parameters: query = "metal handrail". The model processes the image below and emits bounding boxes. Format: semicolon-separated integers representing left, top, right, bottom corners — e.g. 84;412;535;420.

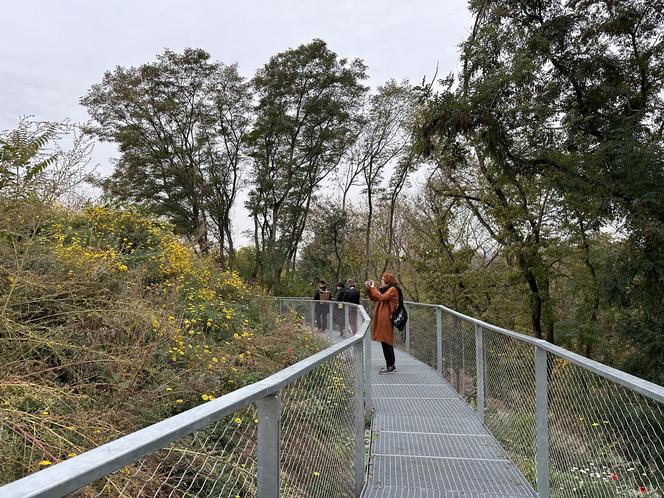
386;297;664;498
0;300;372;498
404;300;664;404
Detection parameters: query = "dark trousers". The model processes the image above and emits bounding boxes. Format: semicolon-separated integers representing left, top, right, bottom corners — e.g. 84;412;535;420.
381;341;395;367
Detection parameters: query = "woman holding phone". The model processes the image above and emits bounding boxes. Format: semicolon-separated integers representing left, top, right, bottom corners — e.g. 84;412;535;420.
365;272;400;374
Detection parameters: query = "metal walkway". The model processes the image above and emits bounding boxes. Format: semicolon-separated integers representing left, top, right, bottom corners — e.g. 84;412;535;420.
362;343;536;498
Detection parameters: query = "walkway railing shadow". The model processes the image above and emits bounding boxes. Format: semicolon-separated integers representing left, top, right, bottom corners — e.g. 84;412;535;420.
364;298;664;498
0;300;371;498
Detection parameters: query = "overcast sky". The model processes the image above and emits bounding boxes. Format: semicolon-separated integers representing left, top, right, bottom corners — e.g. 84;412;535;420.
0;0;473;244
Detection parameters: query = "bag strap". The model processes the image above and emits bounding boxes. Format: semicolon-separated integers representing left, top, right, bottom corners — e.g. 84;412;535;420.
391;285;404;306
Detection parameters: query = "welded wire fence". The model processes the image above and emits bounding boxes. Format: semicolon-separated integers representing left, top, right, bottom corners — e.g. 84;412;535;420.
77;405;260;497
382;298;664;498
441;311;477;404
280;348;357;497
483;329;537;486
547;355;664;497
0;300;371;498
405;304;437;370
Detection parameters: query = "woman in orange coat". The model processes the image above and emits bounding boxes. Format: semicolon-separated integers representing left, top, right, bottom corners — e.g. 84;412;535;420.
365;272;400;374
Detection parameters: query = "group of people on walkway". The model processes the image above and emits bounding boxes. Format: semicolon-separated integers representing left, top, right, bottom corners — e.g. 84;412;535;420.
313;272;401;375
313;279;361;336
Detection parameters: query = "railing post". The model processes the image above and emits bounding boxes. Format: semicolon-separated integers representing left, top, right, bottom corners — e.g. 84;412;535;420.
257;393;281;497
344;304;349;336
364;312;372;415
328;301;333;333
353;339;365;496
535;346;550;498
475;324;484;422
279;299;283;315
436;307;443;376
310;301;315;330
405;304;410;354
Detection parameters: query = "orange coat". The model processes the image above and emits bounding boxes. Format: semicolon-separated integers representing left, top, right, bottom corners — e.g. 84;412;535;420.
366;286;399;345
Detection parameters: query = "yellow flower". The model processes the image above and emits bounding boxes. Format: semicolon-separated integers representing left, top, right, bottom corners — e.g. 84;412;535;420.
234;417;242;424
165;387;173;392
67;452;77;458
175;399;184;404
313;471;320;477
201;394;209;401
41;410;49;415
38;460;52;466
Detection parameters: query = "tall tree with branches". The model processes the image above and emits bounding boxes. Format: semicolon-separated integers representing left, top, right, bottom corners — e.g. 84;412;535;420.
246;39;367;289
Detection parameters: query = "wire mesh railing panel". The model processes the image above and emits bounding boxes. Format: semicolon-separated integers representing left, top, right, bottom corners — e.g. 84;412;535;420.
441;313;476;404
406;304;437;370
483;329;537;487
72;405;258;498
341;302;368;338
548;356;664;497
280;299;314;332
280;348;357;497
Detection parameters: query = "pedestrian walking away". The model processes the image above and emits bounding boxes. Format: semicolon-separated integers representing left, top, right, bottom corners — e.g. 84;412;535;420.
365;272;400;374
333;281;346;337
313;280;331;333
343;279;360;335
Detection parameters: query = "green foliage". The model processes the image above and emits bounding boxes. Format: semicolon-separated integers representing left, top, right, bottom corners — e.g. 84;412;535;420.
0;119;59;196
407;0;664;381
0;198;326;486
81;48;251;262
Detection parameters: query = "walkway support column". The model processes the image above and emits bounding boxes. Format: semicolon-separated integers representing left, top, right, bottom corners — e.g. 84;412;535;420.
353;340;365;497
536;346;550;498
436;307;443;376
257;393;280;497
328;301;333;333
475;324;484;422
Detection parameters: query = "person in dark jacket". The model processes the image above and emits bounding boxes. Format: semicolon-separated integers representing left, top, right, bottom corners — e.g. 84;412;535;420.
333;281;346;337
343;279;361;335
313;280;331;333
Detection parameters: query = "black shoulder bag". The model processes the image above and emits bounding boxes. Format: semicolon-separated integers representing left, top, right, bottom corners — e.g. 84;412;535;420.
391;286;408;331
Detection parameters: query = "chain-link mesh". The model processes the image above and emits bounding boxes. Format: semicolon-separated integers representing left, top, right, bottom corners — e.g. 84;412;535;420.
279;299;315;332
75;405;258;497
482;328;537;487
280;347;358;497
405;304;438;370
548;355;664;497
442;312;477;404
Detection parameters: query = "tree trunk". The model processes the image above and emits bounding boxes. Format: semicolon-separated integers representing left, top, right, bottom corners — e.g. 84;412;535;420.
224;223;235;271
363;190;373;282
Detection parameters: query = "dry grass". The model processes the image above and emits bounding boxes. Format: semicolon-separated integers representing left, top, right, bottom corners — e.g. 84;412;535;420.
0;199;326;485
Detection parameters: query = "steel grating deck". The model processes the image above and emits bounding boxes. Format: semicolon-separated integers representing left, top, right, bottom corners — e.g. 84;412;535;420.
362;343;536;498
